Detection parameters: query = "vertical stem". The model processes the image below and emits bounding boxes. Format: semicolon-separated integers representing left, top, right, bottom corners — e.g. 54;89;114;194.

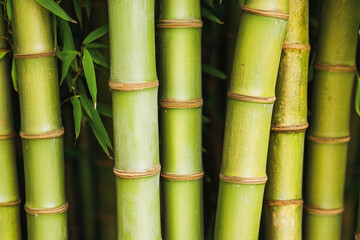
214;1;289;239
107;0;161;239
0;7;21;240
12;0;68;239
157;0;203;239
263;0;309;239
304;1;360;239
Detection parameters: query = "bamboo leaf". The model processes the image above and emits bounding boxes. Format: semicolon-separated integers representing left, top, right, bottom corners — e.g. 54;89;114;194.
73;0;82;27
97;102;113;118
86;48;110;68
0;50;9;60
11;58;18;92
84;0;91;18
355;72;360;116
85;43;108;49
202;115;211;124
83;24;109;45
82;48;97;106
35;0;76;23
201;7;223;24
70;96;82;140
6;0;13;22
88;119;110;157
202;64;226;79
61;53;78;85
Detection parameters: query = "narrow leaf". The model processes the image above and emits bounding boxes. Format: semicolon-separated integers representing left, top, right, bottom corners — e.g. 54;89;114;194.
97;103;113;118
87;48;109;68
73;0;82;27
202;64;226;80
201;7;223;24
85;43;108;49
61;54;78;85
88;119;110;157
70;96;82;140
84;0;91;18
82;48;97;106
6;0;12;22
83;24;109;45
0;50;9;60
11;58;18;92
35;0;76;23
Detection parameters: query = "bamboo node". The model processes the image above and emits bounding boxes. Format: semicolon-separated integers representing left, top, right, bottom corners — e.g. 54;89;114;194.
0;199;21;207
282;42;311;51
265;199;303;207
109;80;159;92
313;64;357;72
304;205;344;216
161;171;204;181
241;6;289;20
159;99;203;109
227;91;276;104
0;48;9;53
25;202;68;215
307;134;351;144
20;127;65;140
113;164;161;179
14;50;56;59
271;123;308;133
156;19;203;28
219;173;268;184
0;132;16;140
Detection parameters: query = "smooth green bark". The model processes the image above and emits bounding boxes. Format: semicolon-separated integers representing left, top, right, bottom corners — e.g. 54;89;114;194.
12;0;67;239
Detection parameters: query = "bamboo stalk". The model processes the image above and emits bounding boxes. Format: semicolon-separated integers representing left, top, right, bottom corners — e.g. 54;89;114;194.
263;0;309;239
303;0;360;239
12;0;68;239
107;0;161;239
157;0;203;239
214;1;289;239
0;7;21;240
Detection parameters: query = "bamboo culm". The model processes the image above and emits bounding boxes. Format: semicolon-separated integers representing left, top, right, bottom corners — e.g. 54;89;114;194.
304;0;360;239
214;0;289;239
107;0;161;239
263;0;309;239
12;0;68;239
158;0;203;239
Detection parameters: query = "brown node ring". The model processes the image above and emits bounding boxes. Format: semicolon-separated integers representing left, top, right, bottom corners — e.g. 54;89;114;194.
271;123;309;133
227;91;276;104
304;206;344;216
265;199;303;207
159;99;203;109
0;48;9;53
20;127;65;140
0;132;16;140
161;171;204;181
241;6;289;20
113;164;161;179
220;173;268;184
25;202;68;215
282;42;311;51
313;64;357;72
109;80;159;92
156;19;203;28
0;199;21;207
307;134;351;144
14;50;56;59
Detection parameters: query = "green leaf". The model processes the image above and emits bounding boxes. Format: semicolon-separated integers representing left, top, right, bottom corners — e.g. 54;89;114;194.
202;115;211;124
82;49;97;106
35;0;76;23
201;7;223;24
97;103;113;118
203;0;214;8
60;51;78;85
87;48;110;68
85;43;108;49
202;64;226;79
83;24;109;45
84;0;91;18
61;50;80;58
0;50;9;60
6;0;12;22
355;72;360;116
70;96;82;140
73;0;82;27
233;0;245;7
88;119;110;157
11;58;18;92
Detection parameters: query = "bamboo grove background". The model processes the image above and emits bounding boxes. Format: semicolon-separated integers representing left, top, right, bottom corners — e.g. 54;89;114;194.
1;0;360;239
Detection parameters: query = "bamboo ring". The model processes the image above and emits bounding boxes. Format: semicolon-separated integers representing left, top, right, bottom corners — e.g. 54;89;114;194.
113;164;161;179
227;91;276;104
0;132;16;140
159;99;203;109
109;80;159;92
156;19;203;28
282;42;311;51
20;127;64;140
25;202;68;215
313;64;357;72
271;123;309;133
0;199;21;207
14;50;56;59
241;6;289;20
265;199;303;207
220;173;268;184
304;206;344;216
307;134;351;144
161;171;204;181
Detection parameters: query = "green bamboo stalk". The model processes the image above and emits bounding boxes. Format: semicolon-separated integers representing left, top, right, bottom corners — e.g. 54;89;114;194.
157;0;203;239
107;0;161;239
214;1;289;239
263;0;309;239
12;0;68;239
303;0;360;239
0;7;21;240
